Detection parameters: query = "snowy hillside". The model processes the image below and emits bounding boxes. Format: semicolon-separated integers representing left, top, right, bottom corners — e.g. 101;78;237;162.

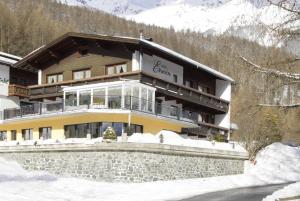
58;0;295;46
0;143;299;200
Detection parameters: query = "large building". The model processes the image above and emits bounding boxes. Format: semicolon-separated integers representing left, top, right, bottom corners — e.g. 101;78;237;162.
0;32;233;142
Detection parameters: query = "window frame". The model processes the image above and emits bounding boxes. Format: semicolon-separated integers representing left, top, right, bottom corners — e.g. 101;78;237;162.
11;130;17;141
21;128;33;141
47;73;63;84
39;127;52;140
72;68;91;80
105;63;127;75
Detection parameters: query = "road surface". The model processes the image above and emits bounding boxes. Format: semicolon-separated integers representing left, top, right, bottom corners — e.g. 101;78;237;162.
180;183;289;201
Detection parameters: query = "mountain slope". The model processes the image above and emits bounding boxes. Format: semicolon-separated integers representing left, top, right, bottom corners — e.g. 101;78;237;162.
59;0;292;46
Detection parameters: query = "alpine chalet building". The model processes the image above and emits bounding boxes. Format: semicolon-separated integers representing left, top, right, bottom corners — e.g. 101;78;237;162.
0;32;234;141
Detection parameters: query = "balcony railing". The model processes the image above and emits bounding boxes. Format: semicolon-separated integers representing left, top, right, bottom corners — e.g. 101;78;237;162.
8;84;30;97
140;72;229;113
28;71;141;99
2;96;199;124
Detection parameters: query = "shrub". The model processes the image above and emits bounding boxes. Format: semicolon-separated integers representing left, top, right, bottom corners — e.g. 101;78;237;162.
214;133;225;142
103;127;117;141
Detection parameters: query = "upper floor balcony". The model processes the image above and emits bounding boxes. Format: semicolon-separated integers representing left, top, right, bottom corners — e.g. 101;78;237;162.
8;84;30;98
23;71;229;114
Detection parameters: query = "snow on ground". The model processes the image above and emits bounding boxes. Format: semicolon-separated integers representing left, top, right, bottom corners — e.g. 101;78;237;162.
127;130;247;152
0;143;299;201
0;130;245;152
263;182;300;201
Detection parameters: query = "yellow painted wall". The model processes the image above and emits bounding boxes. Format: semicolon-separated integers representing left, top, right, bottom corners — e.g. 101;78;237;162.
0;112;189;141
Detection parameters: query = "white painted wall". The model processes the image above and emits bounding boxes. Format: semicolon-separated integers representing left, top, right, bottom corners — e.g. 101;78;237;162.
0;64;10;96
215;79;231;129
142;54;183;85
0;96;20;113
132;51;141;71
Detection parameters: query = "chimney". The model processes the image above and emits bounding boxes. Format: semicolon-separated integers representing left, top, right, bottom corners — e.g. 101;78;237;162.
139;30;144;39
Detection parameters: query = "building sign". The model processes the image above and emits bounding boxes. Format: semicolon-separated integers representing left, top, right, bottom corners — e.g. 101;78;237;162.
142;54;183;85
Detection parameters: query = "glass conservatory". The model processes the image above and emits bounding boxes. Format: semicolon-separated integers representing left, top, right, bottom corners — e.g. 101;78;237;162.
63;80;156;113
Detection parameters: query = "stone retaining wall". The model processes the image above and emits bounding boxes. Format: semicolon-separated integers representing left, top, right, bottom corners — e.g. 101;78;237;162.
0;143;248;183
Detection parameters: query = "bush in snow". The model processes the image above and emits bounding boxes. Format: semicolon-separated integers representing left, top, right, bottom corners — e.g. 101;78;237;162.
103;127;117;141
214;133;225;142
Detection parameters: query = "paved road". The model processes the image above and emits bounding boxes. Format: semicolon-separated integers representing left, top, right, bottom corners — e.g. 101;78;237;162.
180;183;289;201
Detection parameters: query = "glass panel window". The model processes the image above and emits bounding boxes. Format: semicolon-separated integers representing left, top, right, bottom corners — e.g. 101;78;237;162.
170;106;178;117
0;131;7;141
106;63;127;75
107;87;122;109
73;69;91;80
113;123;123;136
11;130;17;141
124;124;143;136
65;92;77;107
58;74;63;82
39;127;52;140
47;74;63;84
148;90;154;112
116;64;127;74
124;86;131;109
141;87;147;111
106;66;115;75
93;88;106;107
132;86;139;110
64;124;90;138
22;129;33;140
79;90;91;106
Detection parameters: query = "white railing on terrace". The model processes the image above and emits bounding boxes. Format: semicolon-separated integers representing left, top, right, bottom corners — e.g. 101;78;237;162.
2;96;198;124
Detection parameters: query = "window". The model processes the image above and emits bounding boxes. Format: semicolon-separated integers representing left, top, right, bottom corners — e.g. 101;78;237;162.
173;74;178;83
65;91;77;107
116;64;127;74
79;90;91;106
39;127;52;140
124;124;143;135
11;130;17;141
105;63;127;75
47;73;63;84
0;131;7;141
106;66;115;75
107;87;122;109
22;129;33;140
93;88;106;107
73;69;91;80
170;105;178;117
132;86;139;110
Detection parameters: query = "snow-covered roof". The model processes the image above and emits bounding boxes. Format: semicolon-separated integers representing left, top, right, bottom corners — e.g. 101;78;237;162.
0;52;22;65
140;39;234;82
14;32;234;82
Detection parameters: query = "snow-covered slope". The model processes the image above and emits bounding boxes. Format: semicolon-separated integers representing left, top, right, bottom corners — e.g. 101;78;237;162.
58;0;295;46
0;143;298;200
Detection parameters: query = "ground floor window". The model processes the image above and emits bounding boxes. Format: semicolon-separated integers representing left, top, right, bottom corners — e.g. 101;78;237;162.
39;127;52;140
0;131;7;141
22;129;33;140
124;123;143;135
64;122;144;138
11;130;17;141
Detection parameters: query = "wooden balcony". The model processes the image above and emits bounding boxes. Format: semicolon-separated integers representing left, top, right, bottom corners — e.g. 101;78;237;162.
27;71;229;114
140;72;229;114
8;84;30;98
28;71;141;100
